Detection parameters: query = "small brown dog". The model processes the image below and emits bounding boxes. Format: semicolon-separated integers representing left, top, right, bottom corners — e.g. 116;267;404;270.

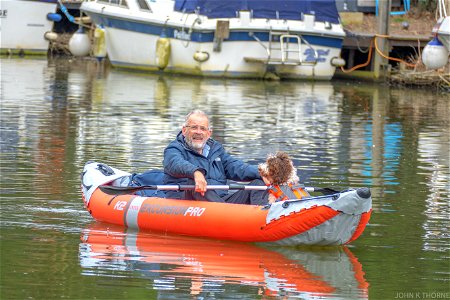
258;151;298;185
258;151;303;203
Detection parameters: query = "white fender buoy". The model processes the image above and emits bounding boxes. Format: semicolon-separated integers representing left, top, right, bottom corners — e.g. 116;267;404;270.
92;26;107;60
44;31;58;41
422;37;449;70
193;51;210;63
330;57;346;67
155;29;171;70
156;37;171;69
69;28;91;57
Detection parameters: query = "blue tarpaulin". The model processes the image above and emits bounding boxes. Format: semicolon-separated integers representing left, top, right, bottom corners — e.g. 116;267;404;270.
174;0;340;24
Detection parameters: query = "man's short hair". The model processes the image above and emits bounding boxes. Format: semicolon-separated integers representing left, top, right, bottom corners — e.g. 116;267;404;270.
184;109;211;128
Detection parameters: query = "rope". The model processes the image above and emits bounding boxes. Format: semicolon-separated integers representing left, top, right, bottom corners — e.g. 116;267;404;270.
340;39;374;73
340;34;420;73
344;30;370;53
374;34;417;68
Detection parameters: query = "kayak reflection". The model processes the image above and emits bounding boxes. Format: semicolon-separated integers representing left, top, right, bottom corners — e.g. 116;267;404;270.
80;222;369;298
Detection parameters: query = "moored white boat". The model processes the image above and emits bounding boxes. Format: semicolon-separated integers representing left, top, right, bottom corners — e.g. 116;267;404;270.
0;0;59;55
432;0;450;52
433;16;450;52
80;0;347;80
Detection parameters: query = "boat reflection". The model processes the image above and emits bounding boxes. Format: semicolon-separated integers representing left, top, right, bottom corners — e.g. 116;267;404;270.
80;223;369;298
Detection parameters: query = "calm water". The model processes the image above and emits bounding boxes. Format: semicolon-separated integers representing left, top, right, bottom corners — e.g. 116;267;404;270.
0;57;449;299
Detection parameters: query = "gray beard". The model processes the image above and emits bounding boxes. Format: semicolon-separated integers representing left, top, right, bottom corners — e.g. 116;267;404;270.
185;137;206;153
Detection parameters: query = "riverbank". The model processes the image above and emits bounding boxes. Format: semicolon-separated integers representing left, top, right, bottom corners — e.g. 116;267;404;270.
342;8;436;36
389;67;450;91
340;9;449;91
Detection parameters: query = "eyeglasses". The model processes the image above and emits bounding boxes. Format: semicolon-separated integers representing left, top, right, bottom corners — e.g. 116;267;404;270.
184;125;210;132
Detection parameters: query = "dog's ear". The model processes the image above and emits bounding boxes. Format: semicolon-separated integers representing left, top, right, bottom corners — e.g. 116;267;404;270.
258;163;269;176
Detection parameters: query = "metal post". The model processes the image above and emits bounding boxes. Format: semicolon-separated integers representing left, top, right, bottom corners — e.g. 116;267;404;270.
373;0;391;80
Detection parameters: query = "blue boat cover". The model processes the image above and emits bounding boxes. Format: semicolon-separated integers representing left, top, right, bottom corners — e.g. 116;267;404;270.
174;0;340;24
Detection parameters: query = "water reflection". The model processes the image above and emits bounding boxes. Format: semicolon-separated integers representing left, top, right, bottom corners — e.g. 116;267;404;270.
418;130;449;252
80;223;369;299
1;57;449;298
73;66;347;172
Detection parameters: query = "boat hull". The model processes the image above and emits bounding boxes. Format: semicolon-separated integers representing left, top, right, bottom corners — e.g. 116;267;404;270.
81;162;372;246
81;1;345;80
0;0;57;55
436;16;450;52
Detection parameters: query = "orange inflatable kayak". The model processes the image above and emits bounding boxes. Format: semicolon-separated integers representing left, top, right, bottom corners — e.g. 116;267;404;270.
81;162;372;246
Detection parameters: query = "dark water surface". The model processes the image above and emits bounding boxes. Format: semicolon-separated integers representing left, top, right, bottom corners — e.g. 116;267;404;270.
1;57;449;299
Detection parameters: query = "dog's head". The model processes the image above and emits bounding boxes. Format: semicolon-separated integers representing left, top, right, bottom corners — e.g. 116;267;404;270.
258;151;298;185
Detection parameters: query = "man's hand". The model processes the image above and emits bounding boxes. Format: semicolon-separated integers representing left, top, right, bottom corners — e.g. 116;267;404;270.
193;170;207;196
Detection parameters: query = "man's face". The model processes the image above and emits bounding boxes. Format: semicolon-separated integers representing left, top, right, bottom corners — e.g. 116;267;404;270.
182;114;212;153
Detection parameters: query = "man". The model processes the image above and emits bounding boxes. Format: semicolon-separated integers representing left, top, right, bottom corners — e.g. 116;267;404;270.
163;109;268;204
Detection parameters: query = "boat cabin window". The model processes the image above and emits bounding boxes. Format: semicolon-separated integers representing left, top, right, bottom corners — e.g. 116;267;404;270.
137;0;151;11
98;0;128;8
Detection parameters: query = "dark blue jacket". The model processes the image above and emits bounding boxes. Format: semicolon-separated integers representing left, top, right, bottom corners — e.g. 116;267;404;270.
163;132;260;199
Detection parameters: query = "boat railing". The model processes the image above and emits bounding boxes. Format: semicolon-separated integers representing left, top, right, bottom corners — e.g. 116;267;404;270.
278;33;302;64
248;31;270;57
180;10;202;48
246;30;318;66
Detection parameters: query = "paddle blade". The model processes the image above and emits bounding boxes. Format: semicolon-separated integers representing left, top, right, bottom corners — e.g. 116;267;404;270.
318;187;340;195
305;187;340;195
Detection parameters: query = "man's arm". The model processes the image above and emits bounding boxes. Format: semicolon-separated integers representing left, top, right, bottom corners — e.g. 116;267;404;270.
221;151;261;182
163;146;204;178
164;145;208;195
